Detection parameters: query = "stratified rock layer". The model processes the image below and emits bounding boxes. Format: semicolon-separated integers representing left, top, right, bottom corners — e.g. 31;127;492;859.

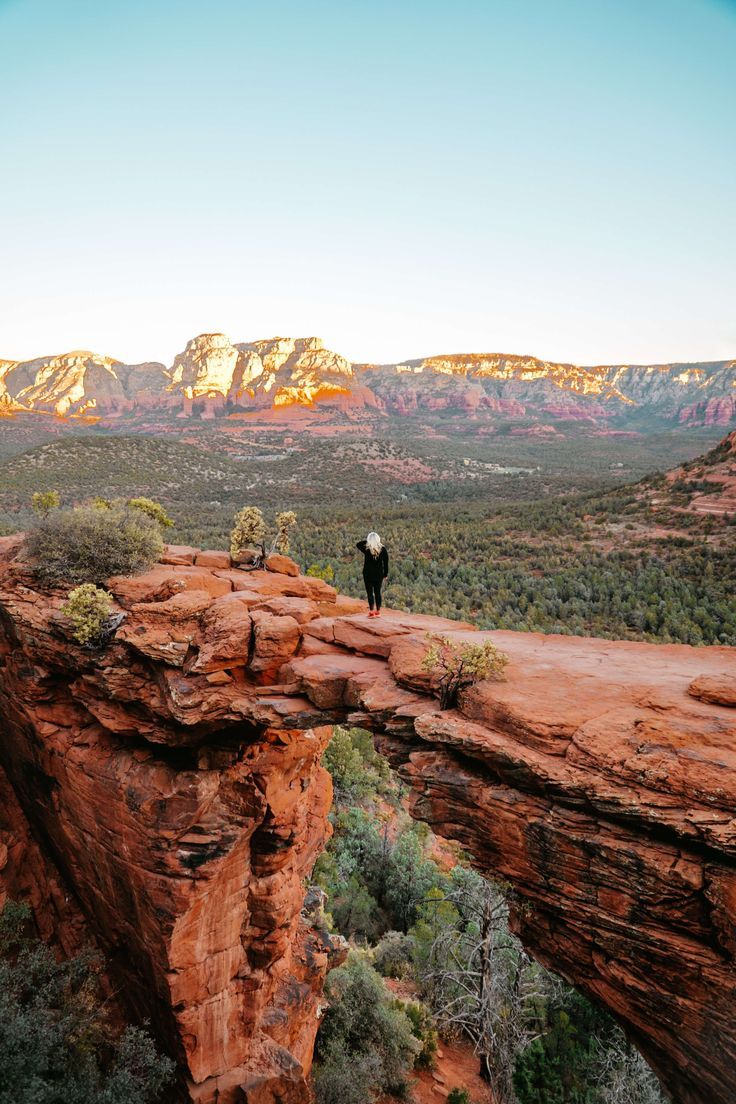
1;332;734;425
0;538;734;1104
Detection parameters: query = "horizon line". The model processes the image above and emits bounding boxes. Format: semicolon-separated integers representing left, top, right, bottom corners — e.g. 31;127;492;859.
2;332;735;373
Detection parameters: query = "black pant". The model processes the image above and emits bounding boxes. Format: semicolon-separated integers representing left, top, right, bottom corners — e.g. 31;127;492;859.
364;575;383;610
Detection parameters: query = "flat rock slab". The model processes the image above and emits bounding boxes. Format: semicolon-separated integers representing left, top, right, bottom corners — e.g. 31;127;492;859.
286;652;387;709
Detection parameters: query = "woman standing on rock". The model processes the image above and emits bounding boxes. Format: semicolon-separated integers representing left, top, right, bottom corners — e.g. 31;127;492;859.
356;532;389;617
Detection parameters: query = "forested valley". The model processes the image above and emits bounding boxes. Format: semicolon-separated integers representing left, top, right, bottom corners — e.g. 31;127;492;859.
310;727;665;1104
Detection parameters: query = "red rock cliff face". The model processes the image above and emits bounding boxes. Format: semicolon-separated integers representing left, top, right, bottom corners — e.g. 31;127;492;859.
0;542;346;1103
0;538;734;1104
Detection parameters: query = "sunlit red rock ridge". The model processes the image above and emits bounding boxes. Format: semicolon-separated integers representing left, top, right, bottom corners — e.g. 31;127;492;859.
0;537;734;1104
0;332;733;426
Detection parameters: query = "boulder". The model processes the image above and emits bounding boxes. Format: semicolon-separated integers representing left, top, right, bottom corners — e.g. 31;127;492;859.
256;597;320;625
286;653;387;710
232;548;262;566
131;590;212;620
250;611;302;676
688;675;736;707
195;550;232;569
190;597;253;673
264;553;300;577
109;566;232;606
161;544;200;565
213;569;337;604
117;620;198;667
316;594;364;617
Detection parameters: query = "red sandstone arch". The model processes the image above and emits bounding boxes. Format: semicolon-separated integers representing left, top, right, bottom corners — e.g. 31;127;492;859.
0;537;734;1104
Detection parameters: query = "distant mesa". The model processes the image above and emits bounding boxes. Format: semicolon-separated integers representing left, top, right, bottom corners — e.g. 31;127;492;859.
0;331;734;428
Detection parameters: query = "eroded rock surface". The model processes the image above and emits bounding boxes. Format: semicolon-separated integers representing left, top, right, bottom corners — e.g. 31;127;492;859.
1;332;734;425
0;537;734;1104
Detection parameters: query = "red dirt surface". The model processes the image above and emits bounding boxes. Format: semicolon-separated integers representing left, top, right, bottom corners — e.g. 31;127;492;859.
384;979;493;1104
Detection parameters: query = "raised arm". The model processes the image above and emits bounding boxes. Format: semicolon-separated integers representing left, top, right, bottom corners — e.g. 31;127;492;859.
356;539;367;553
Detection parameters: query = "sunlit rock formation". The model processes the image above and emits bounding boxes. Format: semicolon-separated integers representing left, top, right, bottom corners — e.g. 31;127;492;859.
0;351;169;416
0;537;734;1104
0;333;733;424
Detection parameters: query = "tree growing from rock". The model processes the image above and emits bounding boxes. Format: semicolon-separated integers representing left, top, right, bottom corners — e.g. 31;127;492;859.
230;506;298;563
230;506;267;559
422;633;508;708
274;510;297;554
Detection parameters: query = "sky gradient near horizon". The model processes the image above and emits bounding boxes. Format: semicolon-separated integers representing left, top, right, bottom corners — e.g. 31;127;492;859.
1;0;735;368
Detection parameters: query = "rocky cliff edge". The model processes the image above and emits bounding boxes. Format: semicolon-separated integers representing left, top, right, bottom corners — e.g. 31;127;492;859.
0;537;734;1104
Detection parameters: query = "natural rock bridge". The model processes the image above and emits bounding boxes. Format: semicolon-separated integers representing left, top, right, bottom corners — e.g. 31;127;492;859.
0;537;734;1104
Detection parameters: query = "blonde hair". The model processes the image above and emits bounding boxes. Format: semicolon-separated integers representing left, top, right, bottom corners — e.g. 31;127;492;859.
366;531;382;557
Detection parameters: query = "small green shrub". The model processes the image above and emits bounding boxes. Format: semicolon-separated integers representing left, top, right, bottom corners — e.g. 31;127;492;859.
31;490;60;517
322;726;390;806
126;497;173;529
314;953;420;1103
60;584;115;646
306;563;335;582
400;999;438;1070
447;1090;472;1104
373;931;415;979
26;503;164;586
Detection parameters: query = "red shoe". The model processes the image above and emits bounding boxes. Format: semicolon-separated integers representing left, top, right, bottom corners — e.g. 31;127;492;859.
374;609;382;617
368;609;377;617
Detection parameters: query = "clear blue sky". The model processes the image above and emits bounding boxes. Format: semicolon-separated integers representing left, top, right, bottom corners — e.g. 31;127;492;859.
1;0;734;366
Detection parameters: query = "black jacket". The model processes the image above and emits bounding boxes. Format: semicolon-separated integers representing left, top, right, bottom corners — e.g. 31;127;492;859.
357;540;389;582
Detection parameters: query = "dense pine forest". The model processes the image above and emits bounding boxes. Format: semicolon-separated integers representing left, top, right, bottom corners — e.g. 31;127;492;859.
290;504;734;645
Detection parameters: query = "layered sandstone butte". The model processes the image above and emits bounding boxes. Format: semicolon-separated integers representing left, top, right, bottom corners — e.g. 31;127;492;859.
0;350;170;416
0;331;733;425
0;537;734;1104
